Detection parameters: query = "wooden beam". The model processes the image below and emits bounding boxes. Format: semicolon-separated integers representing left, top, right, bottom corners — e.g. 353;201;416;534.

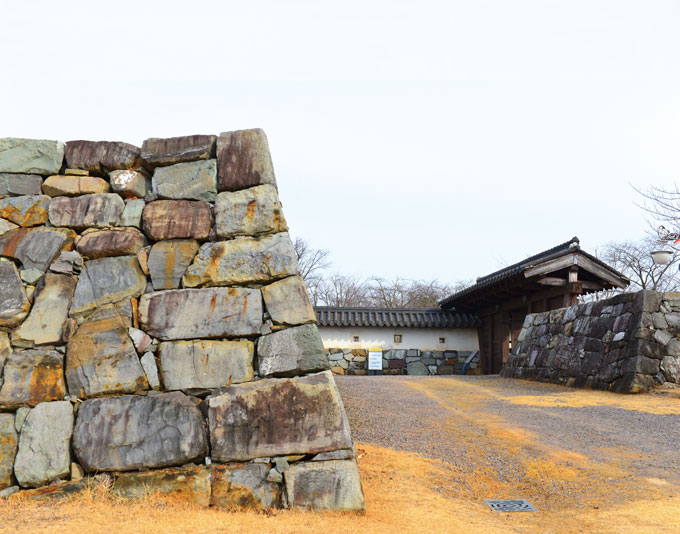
581;280;604;291
576;255;628;288
537;277;567;286
523;254;577;278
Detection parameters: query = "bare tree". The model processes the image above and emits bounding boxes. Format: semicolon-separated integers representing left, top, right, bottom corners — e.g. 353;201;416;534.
634;184;680;229
368;277;457;308
293;237;331;305
596;237;680;293
318;274;371;307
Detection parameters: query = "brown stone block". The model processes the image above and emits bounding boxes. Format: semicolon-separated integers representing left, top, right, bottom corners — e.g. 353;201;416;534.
388;359;406;369
64;140;140;175
216;129;276;192
141;135;216;169
211;463;280;510
142;200;212;241
76;228;146;259
0;349;66;407
42;175;110;196
113;466;211;506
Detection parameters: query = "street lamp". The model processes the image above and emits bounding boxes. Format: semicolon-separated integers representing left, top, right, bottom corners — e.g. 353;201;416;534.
651;226;680;265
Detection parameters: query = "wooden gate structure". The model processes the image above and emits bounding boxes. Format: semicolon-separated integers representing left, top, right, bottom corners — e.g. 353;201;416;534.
439;237;629;374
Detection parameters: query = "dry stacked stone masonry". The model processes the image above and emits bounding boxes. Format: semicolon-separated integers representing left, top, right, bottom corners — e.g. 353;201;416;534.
0;132;365;510
503;290;680;393
327;348;481;376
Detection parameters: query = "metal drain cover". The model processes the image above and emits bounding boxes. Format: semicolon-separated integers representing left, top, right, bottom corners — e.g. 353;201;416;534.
484;499;537;512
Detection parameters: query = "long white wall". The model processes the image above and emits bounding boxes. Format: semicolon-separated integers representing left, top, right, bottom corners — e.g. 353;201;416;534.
318;326;480;351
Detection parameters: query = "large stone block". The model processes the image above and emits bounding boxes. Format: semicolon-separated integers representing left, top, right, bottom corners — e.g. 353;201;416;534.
69;256;147;318
0;227;76;272
66;304;148;399
208;371;352;461
0;350;66;407
0;138;64;175
159;340;254;390
0;414;18;490
141;135;216;169
152;159;217;202
13;401;73;488
142;200;212;241
284;460;365;511
11;274;76;348
139;287;263;340
109;170;150;199
0;261;30;330
216;129;276;192
183;232;298;287
48;194;124;229
147;239;199;290
0;195;50;227
0;173;43;196
214;184;287;238
212;463;281;509
42;175;110;196
257;324;329;378
113;466;211;506
73;392;208;472
64;140;140;175
261;275;316;326
76;228;146;259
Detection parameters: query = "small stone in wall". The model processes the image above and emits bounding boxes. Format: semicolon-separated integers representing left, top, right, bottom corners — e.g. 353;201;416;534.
261;275;315;326
142;200;212;241
120;199;145;228
48;194;124;229
152;159;217;202
0;349;66;408
0;261;31;330
147;239;199;290
0;195;50;227
216;129;276;192
0;173;43;196
0;414;18;490
75;228;146;259
113;466;211;506
42;175;110;196
141;135;216;169
212;463;281;510
284;460;365;511
109;170;150;199
214;184;287;238
257;324;329;378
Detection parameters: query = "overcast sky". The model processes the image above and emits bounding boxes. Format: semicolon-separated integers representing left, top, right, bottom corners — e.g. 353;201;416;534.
1;1;679;286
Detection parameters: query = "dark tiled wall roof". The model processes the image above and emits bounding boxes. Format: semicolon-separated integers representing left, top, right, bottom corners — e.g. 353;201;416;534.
314;306;481;328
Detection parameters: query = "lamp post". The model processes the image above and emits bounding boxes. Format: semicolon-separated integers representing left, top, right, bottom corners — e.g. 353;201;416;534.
651;225;680;265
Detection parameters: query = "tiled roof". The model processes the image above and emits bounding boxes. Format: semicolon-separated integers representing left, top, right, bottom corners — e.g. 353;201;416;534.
439;236;628;309
314;306;481;328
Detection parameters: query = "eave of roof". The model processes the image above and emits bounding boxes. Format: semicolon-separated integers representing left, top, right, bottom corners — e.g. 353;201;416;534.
439;237;629;309
314;306;481;329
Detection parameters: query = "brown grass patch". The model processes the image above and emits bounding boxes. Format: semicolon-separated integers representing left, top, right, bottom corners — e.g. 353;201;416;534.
2;442;679;534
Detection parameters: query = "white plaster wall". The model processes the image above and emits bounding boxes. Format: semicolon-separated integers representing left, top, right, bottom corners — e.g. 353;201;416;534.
318;326;480;351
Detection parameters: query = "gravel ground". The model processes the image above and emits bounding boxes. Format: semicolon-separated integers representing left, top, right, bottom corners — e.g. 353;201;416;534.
336;375;680;488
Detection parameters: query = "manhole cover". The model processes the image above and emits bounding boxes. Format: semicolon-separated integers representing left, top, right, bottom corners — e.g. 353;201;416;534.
484;499;537;512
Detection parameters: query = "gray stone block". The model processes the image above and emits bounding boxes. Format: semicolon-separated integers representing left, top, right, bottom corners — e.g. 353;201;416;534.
284;460;365;511
152;159;217;202
257;324;329;378
0;138;64;175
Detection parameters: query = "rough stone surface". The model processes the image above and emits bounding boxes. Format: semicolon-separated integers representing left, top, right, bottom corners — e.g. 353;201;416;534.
49;250;83;275
64;140;140;175
140;353;160;390
215;184;287;238
0;261;30;329
0;195;50;227
0;332;10;375
73;392;208;472
109;170;150;199
139;288;263;340
147;239;199;290
48;194;124;229
183;232;298;287
159;340;254;390
216;129;276;192
66;304;148;399
0;219;18;236
212;463;280;509
0;138;65;175
11;274;76;348
120;199;145;228
42;175;110;196
152;159;217;202
141;135;216;169
113;465;211;505
0;227;76;272
76;228;146;259
284;460;365;511
261;276;316;326
0;350;66;407
258;324;329;378
406;361;429;376
142;200;212;241
208;371;352;461
13;401;74;488
0;414;18;490
14;408;30;433
69;256;147;318
0;173;43;196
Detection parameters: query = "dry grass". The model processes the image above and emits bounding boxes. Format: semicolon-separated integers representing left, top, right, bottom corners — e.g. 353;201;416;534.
2;441;679;534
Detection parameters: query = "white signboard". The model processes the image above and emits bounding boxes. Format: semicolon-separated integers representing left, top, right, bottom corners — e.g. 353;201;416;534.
368;350;383;371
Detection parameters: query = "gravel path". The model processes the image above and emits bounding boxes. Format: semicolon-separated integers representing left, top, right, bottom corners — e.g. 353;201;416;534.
336;375;680;501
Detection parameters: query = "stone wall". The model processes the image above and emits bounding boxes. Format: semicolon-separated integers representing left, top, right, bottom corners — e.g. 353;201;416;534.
502;290;680;393
328;347;481;375
0;133;364;510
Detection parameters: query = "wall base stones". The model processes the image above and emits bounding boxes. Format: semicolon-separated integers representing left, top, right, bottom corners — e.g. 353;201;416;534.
0;131;363;511
503;290;680;393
